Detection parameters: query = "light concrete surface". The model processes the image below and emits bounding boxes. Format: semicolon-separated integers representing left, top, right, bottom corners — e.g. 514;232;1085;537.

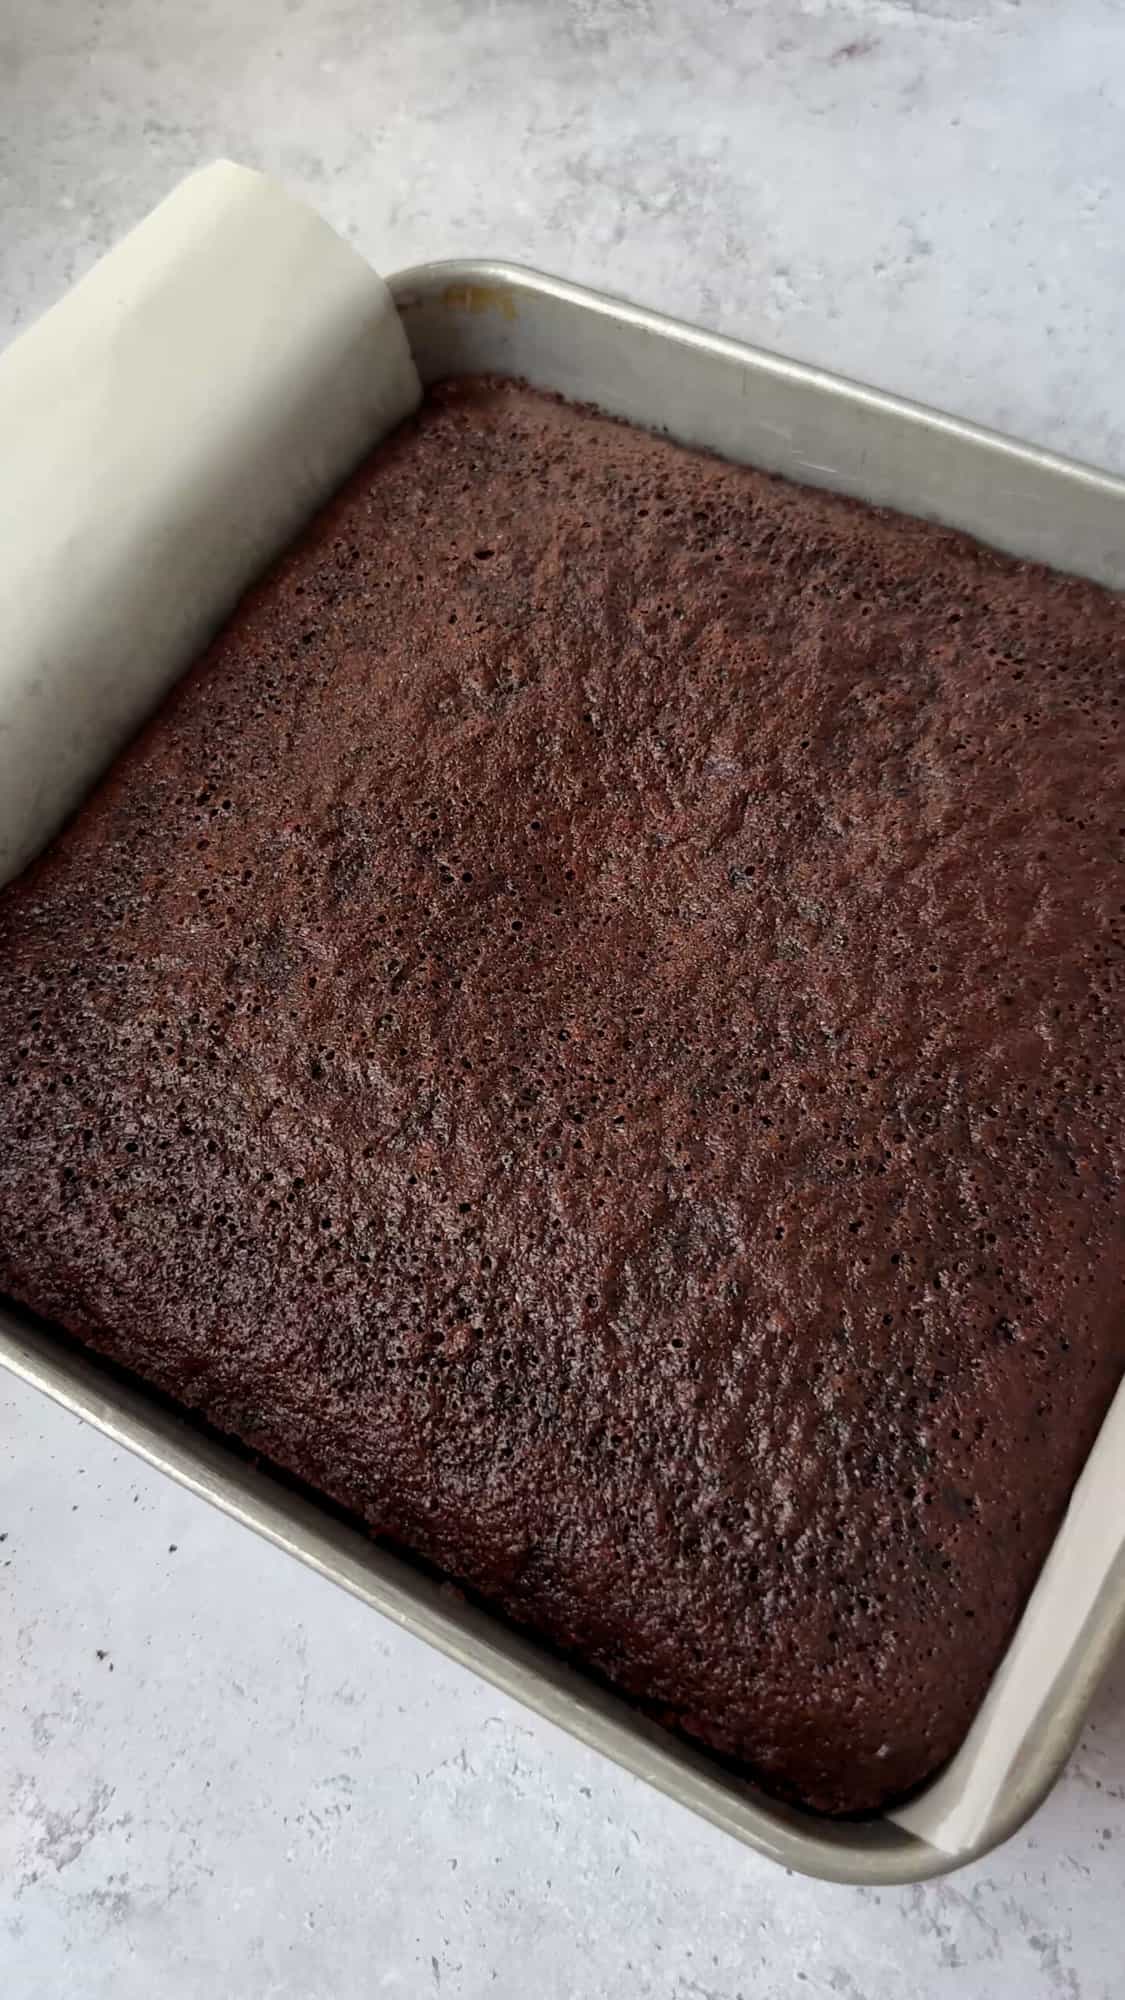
2;1;1125;1993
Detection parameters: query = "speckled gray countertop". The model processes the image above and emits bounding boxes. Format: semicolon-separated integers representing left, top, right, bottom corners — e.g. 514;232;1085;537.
2;4;1125;1995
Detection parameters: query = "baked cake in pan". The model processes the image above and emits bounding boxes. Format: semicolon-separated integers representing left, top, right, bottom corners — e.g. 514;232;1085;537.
2;380;1123;1812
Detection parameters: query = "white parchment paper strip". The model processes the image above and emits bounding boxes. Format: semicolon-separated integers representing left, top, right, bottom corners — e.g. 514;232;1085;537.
0;160;420;884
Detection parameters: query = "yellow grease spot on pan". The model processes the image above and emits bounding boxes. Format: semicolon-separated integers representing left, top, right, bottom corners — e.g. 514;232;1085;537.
441;282;518;321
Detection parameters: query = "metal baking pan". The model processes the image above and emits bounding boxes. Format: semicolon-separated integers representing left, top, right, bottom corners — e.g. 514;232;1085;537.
3;260;1125;1885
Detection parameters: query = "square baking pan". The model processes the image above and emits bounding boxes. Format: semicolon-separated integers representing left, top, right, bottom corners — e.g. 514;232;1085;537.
3;260;1125;1885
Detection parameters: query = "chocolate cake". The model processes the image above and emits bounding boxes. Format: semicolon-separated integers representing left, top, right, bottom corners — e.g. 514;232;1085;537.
1;379;1123;1815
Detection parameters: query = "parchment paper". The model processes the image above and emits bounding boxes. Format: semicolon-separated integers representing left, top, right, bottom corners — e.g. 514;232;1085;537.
0;160;420;883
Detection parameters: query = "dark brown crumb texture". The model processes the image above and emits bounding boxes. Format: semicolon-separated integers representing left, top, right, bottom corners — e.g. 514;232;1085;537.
1;379;1123;1814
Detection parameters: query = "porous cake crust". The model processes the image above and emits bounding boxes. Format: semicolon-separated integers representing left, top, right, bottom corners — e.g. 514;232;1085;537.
2;380;1123;1812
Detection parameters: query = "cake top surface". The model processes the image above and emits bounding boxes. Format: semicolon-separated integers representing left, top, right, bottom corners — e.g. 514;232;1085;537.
1;378;1123;1814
